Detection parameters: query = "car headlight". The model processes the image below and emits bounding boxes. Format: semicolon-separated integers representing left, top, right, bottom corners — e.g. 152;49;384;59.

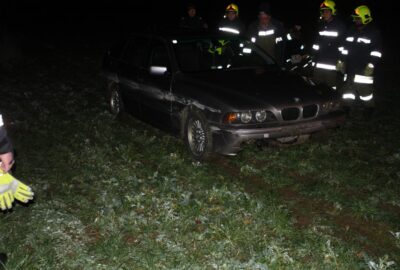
240;112;252;123
255;111;267;122
321;101;340;111
224;111;275;124
322;101;334;110
224;112;251;124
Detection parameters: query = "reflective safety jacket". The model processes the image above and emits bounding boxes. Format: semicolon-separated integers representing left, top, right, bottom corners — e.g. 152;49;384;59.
0;114;12;155
218;18;246;36
246;18;285;65
341;22;382;77
312;17;346;70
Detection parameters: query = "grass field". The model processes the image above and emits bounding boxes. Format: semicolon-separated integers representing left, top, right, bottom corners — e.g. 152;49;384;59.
1;46;399;269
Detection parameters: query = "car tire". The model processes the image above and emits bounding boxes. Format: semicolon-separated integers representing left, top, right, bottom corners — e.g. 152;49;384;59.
185;110;213;161
107;82;124;116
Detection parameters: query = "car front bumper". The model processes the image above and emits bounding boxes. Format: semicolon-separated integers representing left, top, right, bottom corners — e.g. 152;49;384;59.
211;112;346;155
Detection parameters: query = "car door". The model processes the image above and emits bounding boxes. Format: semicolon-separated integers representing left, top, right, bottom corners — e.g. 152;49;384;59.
139;38;174;130
118;36;151;116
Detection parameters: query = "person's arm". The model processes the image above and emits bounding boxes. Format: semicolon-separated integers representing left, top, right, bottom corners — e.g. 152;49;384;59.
311;21;323;60
368;26;383;66
0;114;14;173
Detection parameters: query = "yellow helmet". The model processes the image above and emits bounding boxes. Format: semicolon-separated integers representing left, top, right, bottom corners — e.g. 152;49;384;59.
320;0;337;16
226;3;239;15
352;5;372;25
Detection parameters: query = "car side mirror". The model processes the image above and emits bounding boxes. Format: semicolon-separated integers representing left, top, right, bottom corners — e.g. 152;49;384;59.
150;66;168;75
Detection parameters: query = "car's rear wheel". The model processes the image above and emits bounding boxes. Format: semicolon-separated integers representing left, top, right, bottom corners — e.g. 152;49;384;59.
185;110;213;161
108;83;124;116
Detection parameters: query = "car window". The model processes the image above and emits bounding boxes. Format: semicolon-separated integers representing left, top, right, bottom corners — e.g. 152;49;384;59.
149;41;170;68
123;37;150;68
173;37;277;72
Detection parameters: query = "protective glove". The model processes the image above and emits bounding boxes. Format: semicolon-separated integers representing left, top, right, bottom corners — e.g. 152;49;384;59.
336;60;345;74
364;63;374;76
0;190;14;211
0;169;34;206
11;178;34;203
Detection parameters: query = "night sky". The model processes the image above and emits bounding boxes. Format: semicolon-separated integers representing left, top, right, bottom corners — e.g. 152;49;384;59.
0;0;395;59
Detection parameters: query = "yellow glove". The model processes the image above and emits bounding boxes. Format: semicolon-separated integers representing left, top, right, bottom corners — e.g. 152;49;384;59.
364;63;374;76
0;169;34;205
336;60;345;74
0;190;14;211
10;178;34;203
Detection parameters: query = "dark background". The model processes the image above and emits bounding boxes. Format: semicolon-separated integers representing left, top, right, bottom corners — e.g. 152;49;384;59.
0;0;395;63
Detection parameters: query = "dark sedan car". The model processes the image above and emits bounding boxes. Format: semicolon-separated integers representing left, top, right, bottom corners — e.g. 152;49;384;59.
102;32;346;160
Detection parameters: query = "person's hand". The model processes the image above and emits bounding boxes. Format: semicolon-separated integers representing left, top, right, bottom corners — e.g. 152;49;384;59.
0;190;14;210
0;169;34;205
0;152;14;173
364;63;374;76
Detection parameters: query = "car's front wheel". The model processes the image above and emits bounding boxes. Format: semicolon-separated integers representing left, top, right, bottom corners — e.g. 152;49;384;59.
185;111;213;161
108;83;124;116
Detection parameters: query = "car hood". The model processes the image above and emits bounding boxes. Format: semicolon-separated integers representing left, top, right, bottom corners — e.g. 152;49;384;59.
174;68;333;111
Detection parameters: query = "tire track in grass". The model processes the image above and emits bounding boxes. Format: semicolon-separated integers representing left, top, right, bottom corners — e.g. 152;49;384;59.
209;156;399;259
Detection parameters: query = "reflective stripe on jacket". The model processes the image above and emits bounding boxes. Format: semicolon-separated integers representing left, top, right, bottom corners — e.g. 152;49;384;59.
218;18;246;36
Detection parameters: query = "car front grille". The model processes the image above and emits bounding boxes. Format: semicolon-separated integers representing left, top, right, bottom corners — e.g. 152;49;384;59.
281;104;318;121
303;104;318;118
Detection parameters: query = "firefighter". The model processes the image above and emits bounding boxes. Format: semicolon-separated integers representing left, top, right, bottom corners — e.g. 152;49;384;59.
179;3;208;33
340;5;382;116
311;0;346;90
247;2;286;65
217;3;246;36
0;113;34;212
283;24;310;73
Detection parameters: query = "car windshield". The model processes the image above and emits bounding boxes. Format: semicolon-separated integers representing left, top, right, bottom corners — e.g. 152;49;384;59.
172;36;277;73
